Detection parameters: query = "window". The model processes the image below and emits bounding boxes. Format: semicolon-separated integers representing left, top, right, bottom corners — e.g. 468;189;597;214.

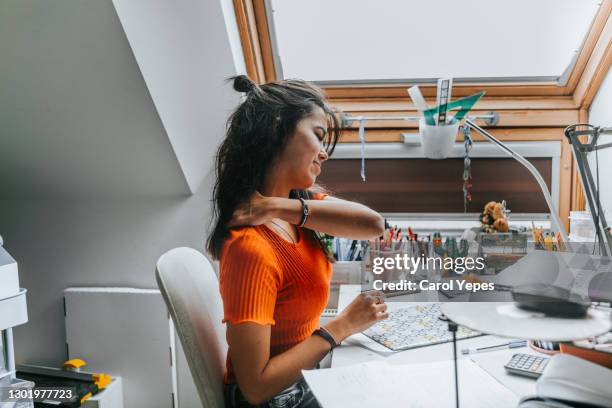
268;0;600;85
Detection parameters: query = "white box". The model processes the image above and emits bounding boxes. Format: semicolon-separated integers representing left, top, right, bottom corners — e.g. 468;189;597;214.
83;377;124;408
64;288;198;408
0;246;19;300
569;211;596;242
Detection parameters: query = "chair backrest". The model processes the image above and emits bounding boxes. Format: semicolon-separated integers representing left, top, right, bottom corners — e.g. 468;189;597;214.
156;247;227;408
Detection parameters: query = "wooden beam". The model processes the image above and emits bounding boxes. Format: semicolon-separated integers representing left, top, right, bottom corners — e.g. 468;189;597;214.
564;0;612;93
338;109;579;129
573;9;612;109
338;128;566;143
325;84;568;99
559;135;573;233
330;97;578;112
233;0;265;83
571;110;589;211
252;0;277;82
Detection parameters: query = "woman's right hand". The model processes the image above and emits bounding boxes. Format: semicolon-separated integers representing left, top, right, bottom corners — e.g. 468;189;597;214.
227;191;275;228
324;291;388;343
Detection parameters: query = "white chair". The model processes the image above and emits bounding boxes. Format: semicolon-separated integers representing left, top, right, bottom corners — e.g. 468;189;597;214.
156;247;227;408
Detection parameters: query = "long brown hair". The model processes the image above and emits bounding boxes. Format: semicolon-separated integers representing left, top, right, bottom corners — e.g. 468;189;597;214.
206;76;341;260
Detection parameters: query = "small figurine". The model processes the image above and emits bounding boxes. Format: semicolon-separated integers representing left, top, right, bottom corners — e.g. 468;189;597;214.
481;200;509;233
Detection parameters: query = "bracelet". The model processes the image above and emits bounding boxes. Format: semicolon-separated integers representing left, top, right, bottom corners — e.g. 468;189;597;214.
312;327;338;350
297;197;309;227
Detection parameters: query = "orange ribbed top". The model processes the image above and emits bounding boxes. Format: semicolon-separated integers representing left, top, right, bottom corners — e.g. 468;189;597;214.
219;221;332;384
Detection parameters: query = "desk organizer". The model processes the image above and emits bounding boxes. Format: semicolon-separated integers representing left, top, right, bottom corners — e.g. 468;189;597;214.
419;118;459;159
477;232;528;274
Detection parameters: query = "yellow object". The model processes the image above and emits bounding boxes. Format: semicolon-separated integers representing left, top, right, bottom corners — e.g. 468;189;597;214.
93;373;112;390
544;234;553;251
463;273;482;284
555;231;566;251
80;392;93;405
63;359;87;371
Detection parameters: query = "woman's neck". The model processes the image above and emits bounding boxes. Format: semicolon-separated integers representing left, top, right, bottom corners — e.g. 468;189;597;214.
260;174;292;198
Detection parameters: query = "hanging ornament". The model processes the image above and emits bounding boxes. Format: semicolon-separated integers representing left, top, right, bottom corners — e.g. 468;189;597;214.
462;124;473;212
358;117;366;181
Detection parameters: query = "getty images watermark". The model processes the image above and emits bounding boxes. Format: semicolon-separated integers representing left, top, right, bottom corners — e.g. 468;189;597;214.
370;254;496;293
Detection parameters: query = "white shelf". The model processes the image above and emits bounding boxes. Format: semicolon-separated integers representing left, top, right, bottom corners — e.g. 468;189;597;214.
0;246;19;300
0;289;28;331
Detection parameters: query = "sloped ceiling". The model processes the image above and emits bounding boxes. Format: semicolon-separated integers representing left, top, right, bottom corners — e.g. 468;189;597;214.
0;0;241;198
112;0;243;194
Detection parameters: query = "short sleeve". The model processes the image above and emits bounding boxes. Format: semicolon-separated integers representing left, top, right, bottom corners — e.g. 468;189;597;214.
219;234;280;325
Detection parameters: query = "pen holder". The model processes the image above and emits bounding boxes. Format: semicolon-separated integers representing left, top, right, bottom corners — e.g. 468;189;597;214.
361;248;404;286
419;117;459;159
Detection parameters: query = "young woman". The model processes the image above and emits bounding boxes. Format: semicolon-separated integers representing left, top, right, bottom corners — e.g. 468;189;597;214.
207;75;388;408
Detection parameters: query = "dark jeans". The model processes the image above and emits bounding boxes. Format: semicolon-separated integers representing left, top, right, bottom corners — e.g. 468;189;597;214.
224;378;321;408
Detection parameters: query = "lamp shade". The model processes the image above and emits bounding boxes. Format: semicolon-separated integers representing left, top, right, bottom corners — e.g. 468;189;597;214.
441;302;611;341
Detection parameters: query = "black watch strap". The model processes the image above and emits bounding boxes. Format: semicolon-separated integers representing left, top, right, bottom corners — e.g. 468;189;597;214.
297;197;309;227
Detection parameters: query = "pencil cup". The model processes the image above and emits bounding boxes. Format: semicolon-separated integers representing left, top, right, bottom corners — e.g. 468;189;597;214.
419;118;459;159
362;249;404;286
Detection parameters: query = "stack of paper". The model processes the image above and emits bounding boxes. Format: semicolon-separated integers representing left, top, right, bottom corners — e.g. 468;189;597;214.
303;359;517;408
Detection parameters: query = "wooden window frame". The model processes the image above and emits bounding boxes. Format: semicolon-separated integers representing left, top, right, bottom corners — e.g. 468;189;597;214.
233;0;612;227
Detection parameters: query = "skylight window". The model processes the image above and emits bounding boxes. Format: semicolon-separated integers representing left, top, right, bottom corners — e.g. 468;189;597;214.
268;0;601;84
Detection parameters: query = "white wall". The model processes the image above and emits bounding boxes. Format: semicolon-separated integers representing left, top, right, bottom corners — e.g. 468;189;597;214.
0;0;243;367
0;0;190;198
2;188;215;366
587;68;612;221
112;0;241;193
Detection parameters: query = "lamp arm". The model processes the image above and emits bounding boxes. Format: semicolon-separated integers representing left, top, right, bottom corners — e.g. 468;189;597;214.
465;119;569;242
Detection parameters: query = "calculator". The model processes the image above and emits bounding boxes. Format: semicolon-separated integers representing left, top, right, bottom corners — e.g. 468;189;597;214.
504;353;550;378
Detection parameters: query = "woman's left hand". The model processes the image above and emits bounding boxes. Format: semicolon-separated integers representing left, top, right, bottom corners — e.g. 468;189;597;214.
227;191;276;228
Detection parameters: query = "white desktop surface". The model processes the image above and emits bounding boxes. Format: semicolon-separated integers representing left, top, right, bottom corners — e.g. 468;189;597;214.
332;285;544;399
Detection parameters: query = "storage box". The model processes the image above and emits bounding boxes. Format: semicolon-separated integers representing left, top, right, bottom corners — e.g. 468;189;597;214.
569;211;596;242
64;288;198;408
477;232;528;274
82;377;124;408
477;232;528;255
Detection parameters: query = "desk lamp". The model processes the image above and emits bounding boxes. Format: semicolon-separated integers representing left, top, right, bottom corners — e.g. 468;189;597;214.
463;118;568;243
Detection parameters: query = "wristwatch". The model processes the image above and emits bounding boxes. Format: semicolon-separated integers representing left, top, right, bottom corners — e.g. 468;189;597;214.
297;197;309;227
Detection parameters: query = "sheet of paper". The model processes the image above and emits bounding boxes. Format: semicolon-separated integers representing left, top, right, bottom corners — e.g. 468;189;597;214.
303;359;518;408
469;348;537;397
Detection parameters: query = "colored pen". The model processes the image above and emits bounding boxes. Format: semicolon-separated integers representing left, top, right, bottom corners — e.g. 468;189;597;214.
461;340;526;355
